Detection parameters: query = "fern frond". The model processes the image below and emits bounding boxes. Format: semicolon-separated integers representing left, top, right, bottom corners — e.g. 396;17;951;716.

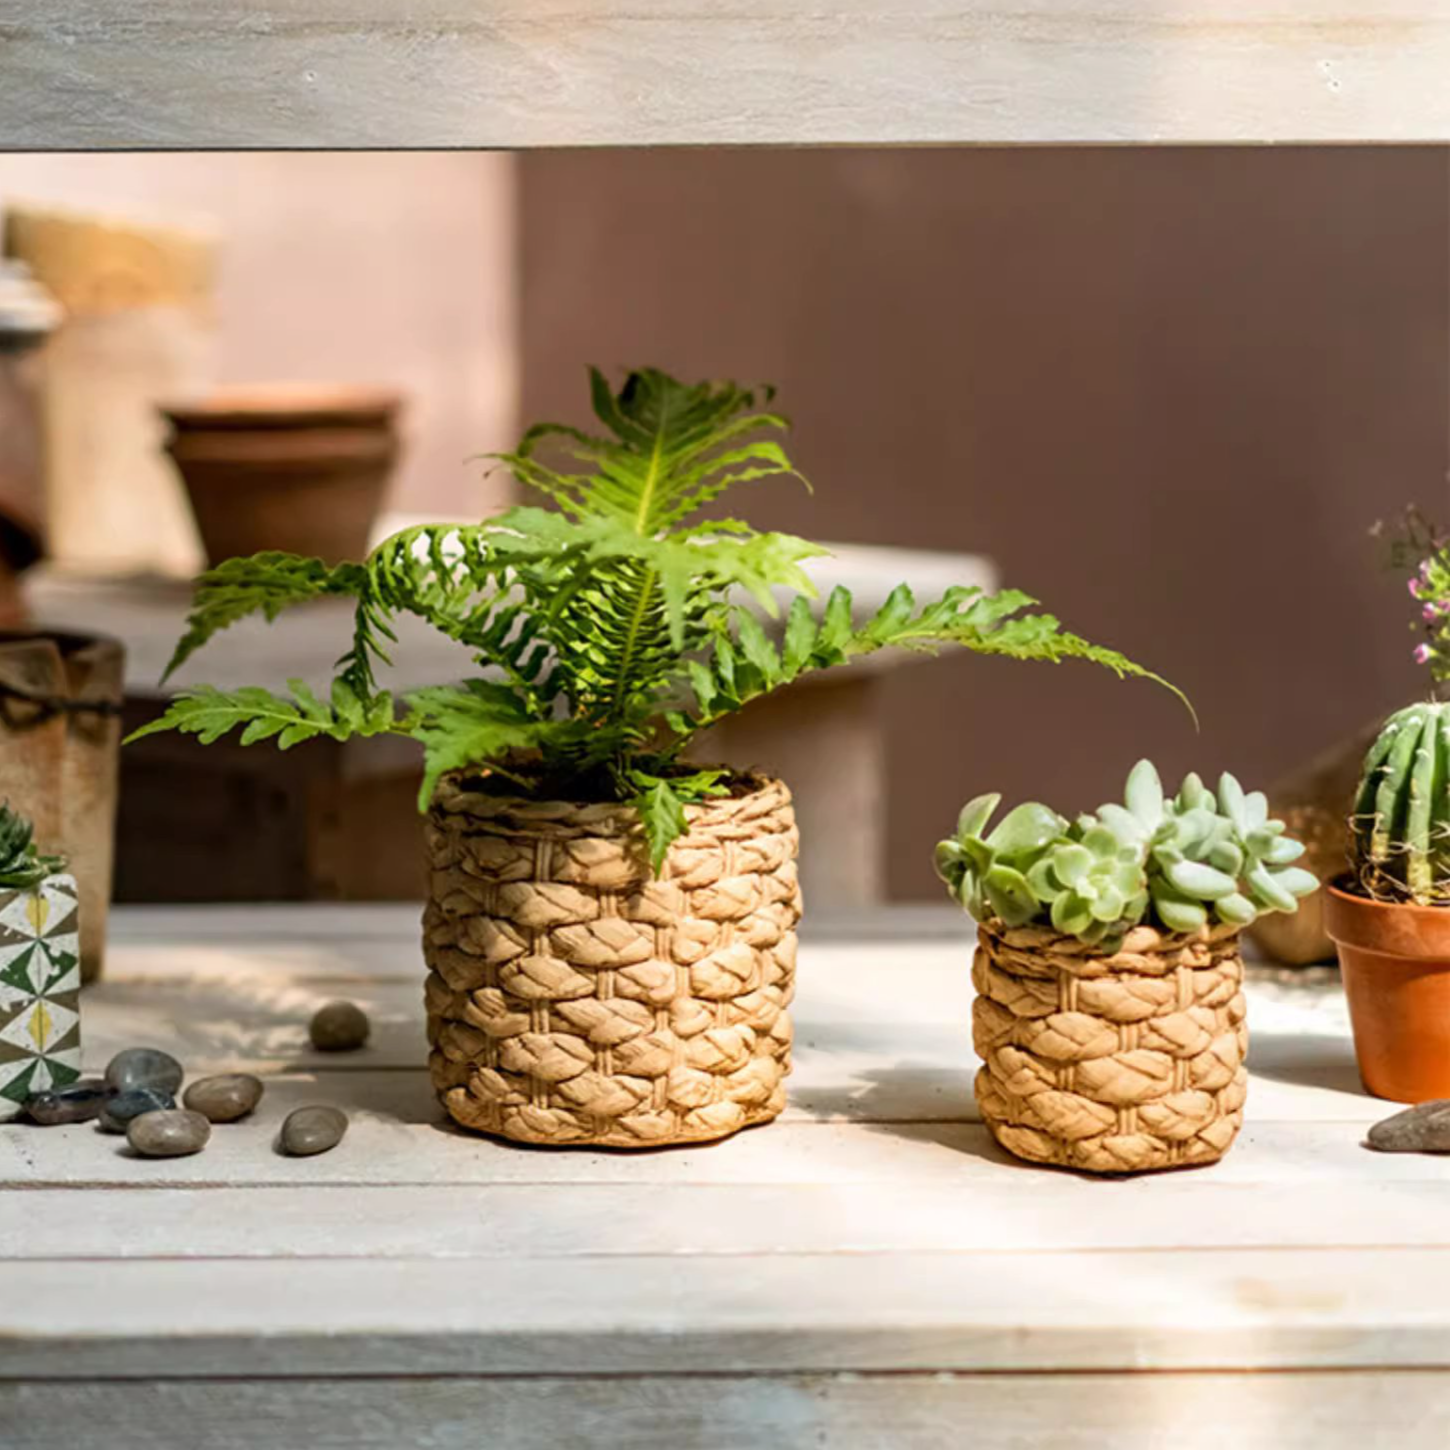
487;368;805;535
627;768;731;873
164;554;369;683
677;585;1193;739
125;679;399;751
404;680;558;808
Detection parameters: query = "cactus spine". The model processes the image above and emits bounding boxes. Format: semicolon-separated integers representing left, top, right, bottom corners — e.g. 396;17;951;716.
1353;701;1450;903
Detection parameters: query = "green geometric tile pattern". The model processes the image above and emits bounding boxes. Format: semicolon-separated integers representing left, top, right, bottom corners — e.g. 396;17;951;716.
0;874;80;1119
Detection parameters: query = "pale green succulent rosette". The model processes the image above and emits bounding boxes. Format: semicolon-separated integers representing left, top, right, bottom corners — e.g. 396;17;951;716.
935;759;1318;948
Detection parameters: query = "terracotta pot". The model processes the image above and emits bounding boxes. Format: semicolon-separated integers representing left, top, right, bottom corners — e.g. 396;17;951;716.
1325;880;1450;1102
161;386;401;566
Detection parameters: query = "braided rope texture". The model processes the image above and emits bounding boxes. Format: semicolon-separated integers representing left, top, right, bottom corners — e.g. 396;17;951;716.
423;774;801;1148
973;920;1247;1174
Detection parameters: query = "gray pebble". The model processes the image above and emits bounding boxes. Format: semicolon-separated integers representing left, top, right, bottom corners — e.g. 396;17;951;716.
99;1086;175;1133
24;1078;108;1125
1366;1100;1450;1153
280;1105;348;1156
183;1073;264;1123
309;1000;370;1053
127;1109;211;1158
105;1047;185;1096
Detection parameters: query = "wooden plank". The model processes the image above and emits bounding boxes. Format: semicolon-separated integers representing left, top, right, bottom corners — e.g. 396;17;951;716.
6;1370;1450;1450
0;1084;1410;1189
67;970;1368;1126
4;1;1450;148
8;1248;1450;1378
12;1176;1450;1260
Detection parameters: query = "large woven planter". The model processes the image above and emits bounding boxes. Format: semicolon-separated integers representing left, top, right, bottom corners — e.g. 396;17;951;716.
972;920;1248;1174
422;773;801;1148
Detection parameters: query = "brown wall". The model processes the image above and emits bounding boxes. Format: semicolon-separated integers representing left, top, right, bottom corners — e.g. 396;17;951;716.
519;147;1449;897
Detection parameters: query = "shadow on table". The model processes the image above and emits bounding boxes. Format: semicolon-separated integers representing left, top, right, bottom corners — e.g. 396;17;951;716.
1248;1031;1365;1097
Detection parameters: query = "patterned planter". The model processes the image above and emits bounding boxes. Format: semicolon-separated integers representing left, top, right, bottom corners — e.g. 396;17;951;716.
972;919;1247;1173
423;774;801;1148
0;872;80;1118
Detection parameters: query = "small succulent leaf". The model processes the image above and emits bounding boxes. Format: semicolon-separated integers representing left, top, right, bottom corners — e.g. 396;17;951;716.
1050;890;1093;937
1244;791;1269;830
1215;891;1258;926
1026;858;1060;903
1270;865;1320;899
934;840;966;882
1153;889;1209;933
986;802;1065;860
1079;824;1122;859
1263;835;1307;866
1176;771;1213;812
1096;804;1147;845
1247;861;1297;913
1207;840;1245;877
1090;881;1126;922
1124;759;1165;828
956;793;1000;842
1166;859;1238;900
1052;843;1093;888
983;865;1039;926
1218;772;1248;832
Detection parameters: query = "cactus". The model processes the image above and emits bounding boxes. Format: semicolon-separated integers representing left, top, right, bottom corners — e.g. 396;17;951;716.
1351;700;1450;903
936;760;1317;946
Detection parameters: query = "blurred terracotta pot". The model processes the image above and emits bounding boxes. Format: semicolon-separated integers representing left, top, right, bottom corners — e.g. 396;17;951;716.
1326;880;1450;1102
162;386;401;566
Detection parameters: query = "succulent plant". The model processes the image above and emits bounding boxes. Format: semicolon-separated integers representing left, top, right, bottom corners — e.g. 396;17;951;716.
935;760;1317;946
0;802;65;890
1351;700;1450;903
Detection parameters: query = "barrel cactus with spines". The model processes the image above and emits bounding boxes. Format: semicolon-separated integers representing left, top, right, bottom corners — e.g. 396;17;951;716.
936;759;1317;945
1351;700;1450;903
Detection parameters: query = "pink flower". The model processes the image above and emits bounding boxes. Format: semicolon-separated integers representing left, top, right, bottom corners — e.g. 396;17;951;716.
1416;643;1435;664
1425;603;1443;622
1411;578;1426;599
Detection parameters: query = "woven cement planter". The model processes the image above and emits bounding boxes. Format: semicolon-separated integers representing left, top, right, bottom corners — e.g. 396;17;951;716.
972;919;1247;1174
423;773;801;1148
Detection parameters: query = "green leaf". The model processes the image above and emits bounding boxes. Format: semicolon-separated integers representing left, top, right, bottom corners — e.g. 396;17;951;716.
164;554;369;682
987;802;1066;860
782;596;818;679
956;792;1000;841
405;681;549;809
1124;759;1164;829
125;683;394;753
984;865;1038;926
634;775;689;874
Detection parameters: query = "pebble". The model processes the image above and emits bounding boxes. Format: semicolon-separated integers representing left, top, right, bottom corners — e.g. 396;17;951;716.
308;1000;370;1053
104;1047;185;1096
183;1073;264;1124
127;1109;211;1158
24;1078;109;1125
98;1086;176;1133
280;1105;348;1156
1366;1100;1450;1153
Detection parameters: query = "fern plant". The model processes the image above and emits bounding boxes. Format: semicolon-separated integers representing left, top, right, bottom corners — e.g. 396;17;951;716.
132;367;1186;869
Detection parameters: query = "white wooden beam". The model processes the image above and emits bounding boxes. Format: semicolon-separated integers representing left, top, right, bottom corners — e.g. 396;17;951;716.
3;2;1450;148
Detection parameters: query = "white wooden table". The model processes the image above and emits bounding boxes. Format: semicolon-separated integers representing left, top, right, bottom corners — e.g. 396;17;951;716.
1;904;1443;1449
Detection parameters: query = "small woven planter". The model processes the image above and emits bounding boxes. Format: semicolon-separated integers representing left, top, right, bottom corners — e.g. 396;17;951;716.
422;773;801;1148
972;919;1247;1174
